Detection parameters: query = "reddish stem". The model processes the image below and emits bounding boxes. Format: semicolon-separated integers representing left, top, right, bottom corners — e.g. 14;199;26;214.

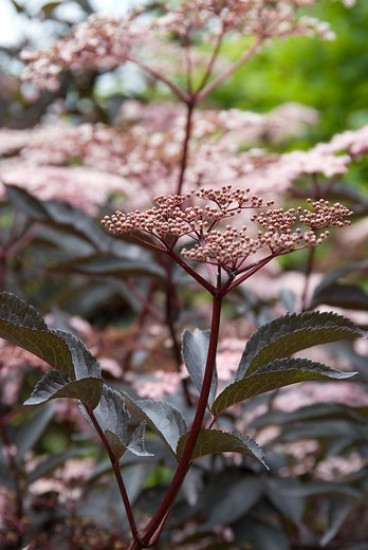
176;99;196;195
129;292;223;549
86;406;143;546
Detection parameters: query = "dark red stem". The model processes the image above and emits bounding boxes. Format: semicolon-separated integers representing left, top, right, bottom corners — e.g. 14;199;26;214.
176;99;195;195
129;292;223;549
86;406;143;546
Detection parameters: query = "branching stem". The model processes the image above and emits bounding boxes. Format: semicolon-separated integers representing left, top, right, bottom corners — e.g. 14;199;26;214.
129;292;223;549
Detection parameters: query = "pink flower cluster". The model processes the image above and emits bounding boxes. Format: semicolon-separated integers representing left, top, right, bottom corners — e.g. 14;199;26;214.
1;103;365;214
20;1;347;92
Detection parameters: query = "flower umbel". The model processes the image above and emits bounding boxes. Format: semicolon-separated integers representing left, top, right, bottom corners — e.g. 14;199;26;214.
102;186;352;292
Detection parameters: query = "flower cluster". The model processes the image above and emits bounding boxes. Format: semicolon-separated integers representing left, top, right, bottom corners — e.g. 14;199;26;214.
20;1;347;92
22;14;146;91
102;186;352;277
1;102;356;214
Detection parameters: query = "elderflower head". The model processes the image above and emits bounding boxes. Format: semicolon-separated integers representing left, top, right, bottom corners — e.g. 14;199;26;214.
20;0;352;92
102;186;352;287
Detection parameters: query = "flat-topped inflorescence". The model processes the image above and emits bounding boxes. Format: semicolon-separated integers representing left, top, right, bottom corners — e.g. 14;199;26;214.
102;186;352;279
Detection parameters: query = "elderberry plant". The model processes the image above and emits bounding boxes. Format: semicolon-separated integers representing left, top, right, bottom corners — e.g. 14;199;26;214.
0;185;361;549
0;1;366;549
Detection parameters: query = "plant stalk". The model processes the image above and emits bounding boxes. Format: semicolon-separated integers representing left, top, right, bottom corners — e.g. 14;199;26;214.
86;406;143;546
129;292;223;549
176;99;196;195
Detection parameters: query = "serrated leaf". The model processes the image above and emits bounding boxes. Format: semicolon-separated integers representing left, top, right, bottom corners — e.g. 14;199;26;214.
0;292;47;330
182;329;218;406
86;388;152;459
0;320;75;378
104;430;128;460
0;292;101;380
127;422;154;457
54;329;101;379
236;311;362;379
176;429;268;468
213;358;356;416
24;370;103;408
124;393;187;457
90;386;130;458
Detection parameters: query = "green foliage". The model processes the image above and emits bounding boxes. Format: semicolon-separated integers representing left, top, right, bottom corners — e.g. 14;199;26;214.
0;292;103;408
213;358;355;416
236;311;363;378
176;429;268;467
124;393;187;457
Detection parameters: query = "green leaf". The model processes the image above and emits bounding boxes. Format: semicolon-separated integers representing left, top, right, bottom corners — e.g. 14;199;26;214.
24;370;103;409
0;293;74;377
84;386;152;459
41;1;63;18
176;429;268;468
182;329;218;406
0;292;101;380
55;330;101;379
212;358;356;416
236;311;362;379
124;393;187;457
0;291;47;330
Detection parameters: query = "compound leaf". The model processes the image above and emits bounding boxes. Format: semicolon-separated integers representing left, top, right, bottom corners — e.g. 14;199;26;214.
213;358;356;416
0;292;101;380
127;422;153;457
82;386;151;459
177;429;268;468
24;370;103;409
236;311;363;379
124;393;187;457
